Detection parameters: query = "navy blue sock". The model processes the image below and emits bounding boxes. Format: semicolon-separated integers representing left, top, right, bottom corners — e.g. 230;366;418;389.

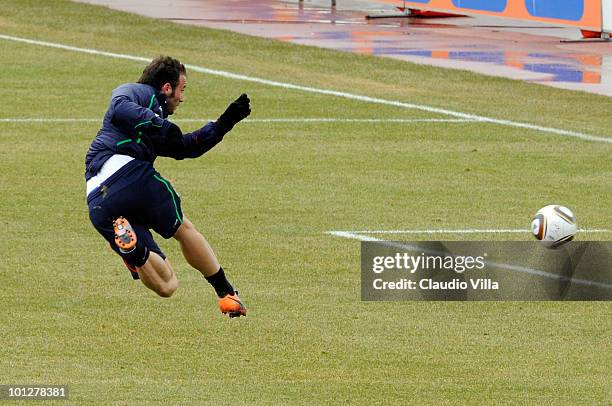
205;267;235;298
120;242;149;268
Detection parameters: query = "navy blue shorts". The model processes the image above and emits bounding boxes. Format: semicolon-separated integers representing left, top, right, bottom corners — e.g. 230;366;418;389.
88;160;184;275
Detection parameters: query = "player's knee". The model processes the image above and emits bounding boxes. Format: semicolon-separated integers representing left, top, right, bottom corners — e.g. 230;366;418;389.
174;217;196;241
156;279;178;298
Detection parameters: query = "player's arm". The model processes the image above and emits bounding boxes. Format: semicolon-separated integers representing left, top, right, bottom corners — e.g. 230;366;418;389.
153;121;224;160
155;94;251;160
110;95;166;137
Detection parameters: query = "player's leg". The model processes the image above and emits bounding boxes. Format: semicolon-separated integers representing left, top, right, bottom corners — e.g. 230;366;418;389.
173;217;219;277
87;162;179;298
148;172;246;317
113;217;178;298
137;254;178;298
173;218;246;317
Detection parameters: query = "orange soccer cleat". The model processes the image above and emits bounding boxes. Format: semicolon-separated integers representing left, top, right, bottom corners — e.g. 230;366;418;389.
218;292;247;318
113;216;137;251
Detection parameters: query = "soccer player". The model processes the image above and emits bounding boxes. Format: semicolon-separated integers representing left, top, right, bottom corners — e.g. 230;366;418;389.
85;56;249;317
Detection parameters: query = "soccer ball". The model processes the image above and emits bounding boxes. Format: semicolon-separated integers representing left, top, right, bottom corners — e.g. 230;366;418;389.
531;205;578;248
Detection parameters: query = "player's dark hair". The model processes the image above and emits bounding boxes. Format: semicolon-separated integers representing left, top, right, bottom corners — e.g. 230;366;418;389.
138;56;186;91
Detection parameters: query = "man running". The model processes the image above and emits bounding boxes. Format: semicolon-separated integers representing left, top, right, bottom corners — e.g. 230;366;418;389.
85;56;249;317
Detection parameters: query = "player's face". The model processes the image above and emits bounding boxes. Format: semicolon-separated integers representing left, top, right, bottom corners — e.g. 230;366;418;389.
166;74;187;115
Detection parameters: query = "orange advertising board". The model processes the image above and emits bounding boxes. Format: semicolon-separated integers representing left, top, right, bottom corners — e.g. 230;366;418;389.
402;0;603;31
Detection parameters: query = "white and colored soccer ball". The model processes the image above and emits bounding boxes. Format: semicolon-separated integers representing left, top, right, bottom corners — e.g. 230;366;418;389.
531;205;578;248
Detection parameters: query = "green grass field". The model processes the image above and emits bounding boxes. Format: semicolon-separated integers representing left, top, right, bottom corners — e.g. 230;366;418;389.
0;0;610;404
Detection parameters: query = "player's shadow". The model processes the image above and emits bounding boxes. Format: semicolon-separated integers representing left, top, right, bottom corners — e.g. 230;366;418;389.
547;244;584;299
539;242;610;300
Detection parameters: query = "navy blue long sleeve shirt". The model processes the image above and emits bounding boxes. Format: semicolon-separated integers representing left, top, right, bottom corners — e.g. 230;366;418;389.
85;83;225;180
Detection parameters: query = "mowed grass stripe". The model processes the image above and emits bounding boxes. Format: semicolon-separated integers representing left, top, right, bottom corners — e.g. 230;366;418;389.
1;33;611;144
3;0;612;136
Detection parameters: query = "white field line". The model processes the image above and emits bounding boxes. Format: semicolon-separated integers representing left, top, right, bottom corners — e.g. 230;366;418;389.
1;34;611;144
341;228;611;234
236;118;475;123
328;231;612;289
328;231;385;242
0;118;475;124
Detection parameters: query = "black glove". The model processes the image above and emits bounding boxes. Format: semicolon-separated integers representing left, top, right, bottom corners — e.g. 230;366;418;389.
215;93;251;134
